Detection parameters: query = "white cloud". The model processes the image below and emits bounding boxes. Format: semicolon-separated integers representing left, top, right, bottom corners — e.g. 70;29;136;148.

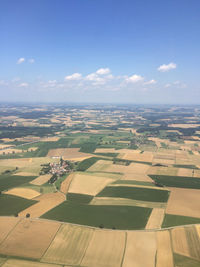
29;58;35;64
17;57;25;64
65;73;82;81
144;79;157;85
126;74;144;83
96;68;110;75
158;62;176;72
18;82;29;87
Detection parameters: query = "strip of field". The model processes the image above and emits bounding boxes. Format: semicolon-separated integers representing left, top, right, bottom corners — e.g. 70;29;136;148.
122;231;156;267
19;192;65;218
2;259;61;267
5;188;40;199
68;172;113;196
60;173;74;194
166;188;200;218
171;227;191;258
0;194;37;216
97;186;170;202
81;229;125;267
145;208;165;229
0;218;61;259
156;230;174;267
149;174;200;189
173;253;200;267
0;217;21;243
87;160;112;172
30;174;52;185
122;173;154;182
42;224;93;265
91;197;166;209
67;193;93;204
184;226;200;260
42;201;152;230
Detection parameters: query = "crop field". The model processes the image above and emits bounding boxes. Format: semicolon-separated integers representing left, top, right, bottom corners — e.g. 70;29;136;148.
68;172;114;196
97;186;170;202
166;188;200;218
0;217;21;243
1;259;61;267
4;187;40;199
162;214;200;228
0;218;61;259
30;174;52;185
0;194;37;216
42;201;152;229
47;148;92;161
145;208;165;229
0;174;36;191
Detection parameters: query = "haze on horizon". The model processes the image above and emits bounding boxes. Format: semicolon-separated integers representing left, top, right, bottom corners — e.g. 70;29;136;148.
0;0;200;104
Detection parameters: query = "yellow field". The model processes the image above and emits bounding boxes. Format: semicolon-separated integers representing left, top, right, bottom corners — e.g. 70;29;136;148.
42;224;94;265
171;227;191;258
0;219;61;259
68;172;113;196
60;173;74;194
123;231;156;267
145;208;165;229
184;226;200;260
30;174;52;185
5;188;40;199
81;229;125;267
94;148;117;153
177;168;193;177
2;259;61;267
169;123;200;128
19;192;65;218
120;151;154;163
156;230;174;267
47;148;91;161
42;137;60;142
0;217;21;243
166;188;200;218
13;171;36;176
148;166;178;176
87;160;112;172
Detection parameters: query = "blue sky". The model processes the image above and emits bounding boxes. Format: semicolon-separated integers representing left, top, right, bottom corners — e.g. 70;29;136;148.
0;0;200;103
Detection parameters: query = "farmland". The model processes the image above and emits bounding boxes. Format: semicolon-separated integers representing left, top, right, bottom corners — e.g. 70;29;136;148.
1;103;200;266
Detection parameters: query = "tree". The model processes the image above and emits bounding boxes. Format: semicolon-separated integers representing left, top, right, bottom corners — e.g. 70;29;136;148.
26;213;30;218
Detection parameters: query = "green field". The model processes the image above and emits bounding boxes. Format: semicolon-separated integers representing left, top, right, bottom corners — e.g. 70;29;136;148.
112;180;156;186
67;193;93;204
149;175;200;189
162;214;200;228
42;201;152;230
173;254;200;267
76;156;109;171
97;186;170;202
0;174;36;191
0;194;37;216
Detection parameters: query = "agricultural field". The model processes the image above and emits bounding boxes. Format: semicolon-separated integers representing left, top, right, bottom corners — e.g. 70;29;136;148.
1;104;200;266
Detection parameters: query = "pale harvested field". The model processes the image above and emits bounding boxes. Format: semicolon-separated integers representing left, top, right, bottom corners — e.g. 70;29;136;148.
193;169;200;178
120;151;153;163
19;192;65;218
184;226;200;260
0;144;13;149
5;188;40;199
145;208;165;229
13;172;36;176
68;173;113;196
152;158;175;165
177;168;193;177
122;231;156;267
90;197;166;209
87;160;112;172
169;123;200;128
0;148;23;155
30;174;52;185
171;227;191;258
122;173;154;182
0;219;61;259
111;183;167;191
148;166;178;176
42;224;93;265
2;259;61;267
47;148;91;160
156;230;174;267
42;137;60;142
166;188;200;218
0;217;21;243
81;229;125;267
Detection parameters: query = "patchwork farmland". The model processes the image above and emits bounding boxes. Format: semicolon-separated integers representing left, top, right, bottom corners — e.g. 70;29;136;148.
0;103;200;266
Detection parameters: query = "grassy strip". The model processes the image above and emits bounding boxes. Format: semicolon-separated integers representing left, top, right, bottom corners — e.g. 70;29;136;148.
149;174;200;189
97;186;170;202
173;164;198;169
173;253;200;267
0;175;36;191
94;152;119;157
67;193;93;204
0;194;37;216
112;180;156;186
162;214;200;228
42;201;152;230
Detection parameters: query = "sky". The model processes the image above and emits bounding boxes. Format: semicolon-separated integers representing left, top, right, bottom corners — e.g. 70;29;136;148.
0;0;200;104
